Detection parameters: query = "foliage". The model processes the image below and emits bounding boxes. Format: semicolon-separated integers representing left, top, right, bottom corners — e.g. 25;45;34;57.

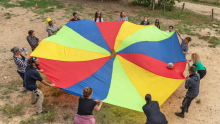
161;0;175;11
131;0;175;11
131;0;151;7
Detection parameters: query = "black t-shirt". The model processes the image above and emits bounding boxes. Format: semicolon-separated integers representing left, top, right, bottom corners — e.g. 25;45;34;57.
24;65;43;91
142;101;168;124
77;97;97;115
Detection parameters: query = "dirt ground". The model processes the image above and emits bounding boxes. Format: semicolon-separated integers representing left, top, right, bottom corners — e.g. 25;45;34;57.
175;1;220;20
0;0;220;124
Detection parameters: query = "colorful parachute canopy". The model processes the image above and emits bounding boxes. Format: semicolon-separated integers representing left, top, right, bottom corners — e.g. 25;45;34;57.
31;19;186;112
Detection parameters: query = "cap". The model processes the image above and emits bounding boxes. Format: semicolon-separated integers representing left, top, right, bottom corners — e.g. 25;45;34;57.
46;18;51;23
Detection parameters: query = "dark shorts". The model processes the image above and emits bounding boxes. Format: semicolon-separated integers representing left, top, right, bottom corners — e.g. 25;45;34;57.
197;70;206;79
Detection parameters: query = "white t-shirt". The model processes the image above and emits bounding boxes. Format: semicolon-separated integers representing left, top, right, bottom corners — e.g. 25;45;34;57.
166;31;170;33
93;18;103;22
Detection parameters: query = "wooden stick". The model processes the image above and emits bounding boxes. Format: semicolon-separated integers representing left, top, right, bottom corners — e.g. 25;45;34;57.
212;9;214;21
181;3;185;15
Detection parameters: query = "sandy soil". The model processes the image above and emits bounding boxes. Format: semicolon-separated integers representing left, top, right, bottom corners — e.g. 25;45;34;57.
175;1;220;20
0;0;220;124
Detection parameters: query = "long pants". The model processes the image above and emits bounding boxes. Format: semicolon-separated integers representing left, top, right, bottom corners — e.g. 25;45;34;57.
17;71;25;87
31;89;43;113
197;70;206;79
181;96;195;114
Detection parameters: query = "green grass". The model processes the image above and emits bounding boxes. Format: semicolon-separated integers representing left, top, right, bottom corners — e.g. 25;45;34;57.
130;7;220;47
196;99;201;104
62;105;69;108
208;36;220;48
40;111;56;122
0;103;24;116
198;36;220;47
180;0;220;8
62;112;70;120
51;90;63;97
64;3;85;19
6;96;10;99
0;0;64;14
20;117;35;124
199;36;210;41
4;13;11;19
52;100;60;105
37;83;42;89
0;96;4;100
190;43;199;47
2;90;10;95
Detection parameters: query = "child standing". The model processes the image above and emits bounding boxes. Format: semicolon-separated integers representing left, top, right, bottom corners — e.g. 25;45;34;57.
176;29;191;57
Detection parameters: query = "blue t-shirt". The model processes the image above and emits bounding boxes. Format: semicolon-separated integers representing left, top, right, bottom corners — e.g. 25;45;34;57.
118;17;128;21
24;65;43;91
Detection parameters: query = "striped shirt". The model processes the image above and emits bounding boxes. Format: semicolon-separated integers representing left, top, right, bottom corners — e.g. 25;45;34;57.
13;47;28;73
27;36;39;51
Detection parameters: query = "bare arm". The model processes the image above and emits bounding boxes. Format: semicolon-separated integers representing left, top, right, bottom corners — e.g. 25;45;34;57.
41;80;55;87
94;100;103;112
175;29;183;39
37;69;44;73
187;60;191;69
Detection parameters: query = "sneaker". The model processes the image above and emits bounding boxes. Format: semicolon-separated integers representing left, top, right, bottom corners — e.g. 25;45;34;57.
175;112;184;118
21;88;27;92
37;111;48;115
180;106;188;113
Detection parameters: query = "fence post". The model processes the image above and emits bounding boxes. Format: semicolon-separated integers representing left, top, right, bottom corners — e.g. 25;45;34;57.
181;3;185;15
212;9;214;21
153;0;155;10
164;0;165;12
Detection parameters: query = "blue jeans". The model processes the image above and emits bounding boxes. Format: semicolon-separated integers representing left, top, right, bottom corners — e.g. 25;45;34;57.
17;70;25;87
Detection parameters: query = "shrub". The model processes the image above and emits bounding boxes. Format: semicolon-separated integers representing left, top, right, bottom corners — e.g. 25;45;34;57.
131;0;151;7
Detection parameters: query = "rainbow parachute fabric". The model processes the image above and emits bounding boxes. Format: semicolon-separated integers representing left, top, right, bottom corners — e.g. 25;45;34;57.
31;19;186;112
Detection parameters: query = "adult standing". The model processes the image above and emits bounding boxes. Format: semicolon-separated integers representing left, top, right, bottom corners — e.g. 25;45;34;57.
46;18;60;37
187;53;206;79
69;12;81;22
73;87;103;124
93;12;103;22
118;11;128;21
11;47;29;92
25;57;55;114
175;66;200;118
142;94;168;124
155;19;160;29
140;16;150;25
27;30;41;51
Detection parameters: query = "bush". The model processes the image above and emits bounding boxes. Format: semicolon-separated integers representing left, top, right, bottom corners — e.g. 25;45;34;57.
131;0;151;7
131;0;175;11
160;0;175;11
